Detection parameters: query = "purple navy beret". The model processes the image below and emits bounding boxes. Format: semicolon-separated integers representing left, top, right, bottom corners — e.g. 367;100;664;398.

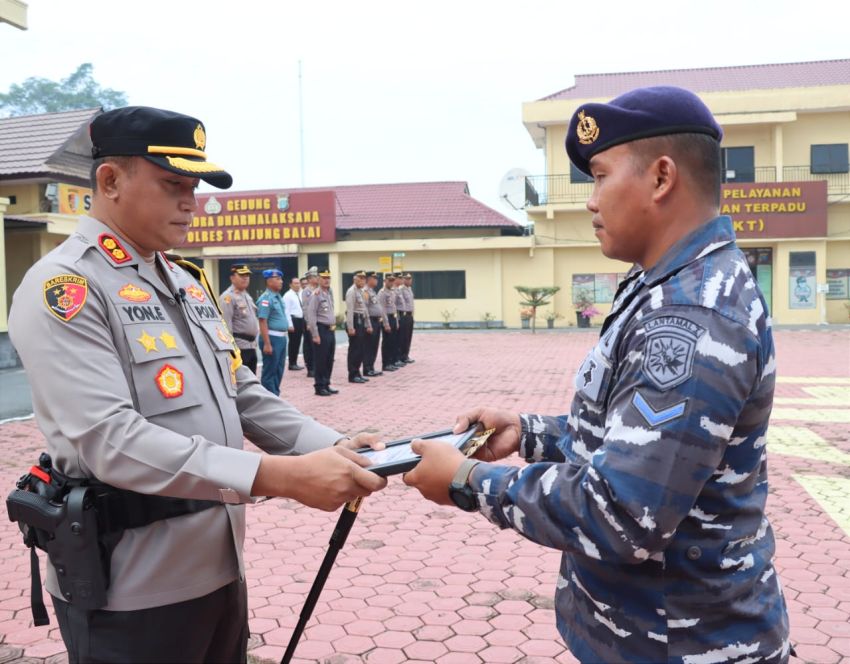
566;86;723;176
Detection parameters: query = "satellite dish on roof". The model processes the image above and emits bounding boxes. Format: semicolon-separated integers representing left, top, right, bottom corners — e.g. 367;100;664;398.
498;168;532;211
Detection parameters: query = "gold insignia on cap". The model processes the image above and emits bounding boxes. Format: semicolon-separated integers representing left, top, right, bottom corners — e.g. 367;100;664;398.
576;110;600;145
194;123;206;150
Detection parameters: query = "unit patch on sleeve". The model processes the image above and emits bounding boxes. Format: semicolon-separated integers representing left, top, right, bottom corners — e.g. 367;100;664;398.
43;274;88;322
641;316;705;391
155;364;184;398
98;233;132;264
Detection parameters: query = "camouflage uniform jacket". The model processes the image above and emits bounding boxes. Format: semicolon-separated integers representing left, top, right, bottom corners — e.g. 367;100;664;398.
470;216;790;663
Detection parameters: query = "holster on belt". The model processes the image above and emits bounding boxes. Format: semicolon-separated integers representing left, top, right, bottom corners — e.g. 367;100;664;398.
6;453;219;624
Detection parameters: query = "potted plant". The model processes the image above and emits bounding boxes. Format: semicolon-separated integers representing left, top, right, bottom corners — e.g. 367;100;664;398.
573;291;600;328
519;307;533;329
544;310;563;329
515;286;560;333
482;312;496;329
440;308;456;329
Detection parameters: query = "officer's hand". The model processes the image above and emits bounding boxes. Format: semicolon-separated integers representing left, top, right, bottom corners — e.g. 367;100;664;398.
313;336;321;345
384;325;391;332
454;407;521;461
288;326;295;332
262;343;273;355
336;432;385;452
254;448;387;511
366;328;373;335
347;327;355;336
402;440;465;505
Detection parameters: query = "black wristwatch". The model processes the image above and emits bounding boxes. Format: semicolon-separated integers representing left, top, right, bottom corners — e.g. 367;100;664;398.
449;459;480;512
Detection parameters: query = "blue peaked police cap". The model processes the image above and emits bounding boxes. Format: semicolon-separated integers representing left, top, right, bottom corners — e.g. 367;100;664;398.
565;86;723;176
262;268;283;279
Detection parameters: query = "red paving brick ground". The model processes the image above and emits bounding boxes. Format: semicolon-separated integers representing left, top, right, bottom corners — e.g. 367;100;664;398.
0;327;848;663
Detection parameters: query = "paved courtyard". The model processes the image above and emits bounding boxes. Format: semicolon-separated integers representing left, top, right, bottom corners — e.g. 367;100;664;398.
0;327;848;663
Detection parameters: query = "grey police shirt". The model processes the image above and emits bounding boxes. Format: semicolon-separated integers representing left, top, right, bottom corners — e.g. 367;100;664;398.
9;216;342;611
220;285;259;349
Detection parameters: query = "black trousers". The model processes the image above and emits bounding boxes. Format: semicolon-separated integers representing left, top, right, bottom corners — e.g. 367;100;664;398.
381;316;399;368
364;316;382;372
239;348;257;375
288;316;305;367
313;323;335;390
303;325;314;371
53;579;248;664
398;312;414;360
347;315;367;379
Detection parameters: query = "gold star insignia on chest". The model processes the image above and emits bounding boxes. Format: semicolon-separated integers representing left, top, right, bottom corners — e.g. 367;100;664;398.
159;331;178;350
136;330;159;353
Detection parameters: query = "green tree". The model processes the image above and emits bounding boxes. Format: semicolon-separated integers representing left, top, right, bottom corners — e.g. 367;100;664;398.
515;285;560;333
0;63;128;117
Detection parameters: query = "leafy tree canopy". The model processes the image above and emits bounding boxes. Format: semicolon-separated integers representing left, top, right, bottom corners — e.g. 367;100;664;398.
0;63;128;117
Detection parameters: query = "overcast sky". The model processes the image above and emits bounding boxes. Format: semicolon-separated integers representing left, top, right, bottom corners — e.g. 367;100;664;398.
2;0;848;223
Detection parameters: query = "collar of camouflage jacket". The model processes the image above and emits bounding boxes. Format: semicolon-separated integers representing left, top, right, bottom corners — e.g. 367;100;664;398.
641;215;735;288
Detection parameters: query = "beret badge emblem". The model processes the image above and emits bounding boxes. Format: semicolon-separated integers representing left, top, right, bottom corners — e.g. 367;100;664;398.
576;110;599;145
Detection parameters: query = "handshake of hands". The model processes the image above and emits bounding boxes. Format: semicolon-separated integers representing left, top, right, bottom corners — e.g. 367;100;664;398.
254;407;523;512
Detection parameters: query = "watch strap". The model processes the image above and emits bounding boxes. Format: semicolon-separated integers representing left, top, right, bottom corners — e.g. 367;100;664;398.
451;459;480;489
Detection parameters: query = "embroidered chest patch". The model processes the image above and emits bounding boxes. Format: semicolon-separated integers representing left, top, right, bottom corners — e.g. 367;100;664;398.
641;316;705;391
118;283;152;302
185;285;206;302
43;274;88;322
155;364;184;398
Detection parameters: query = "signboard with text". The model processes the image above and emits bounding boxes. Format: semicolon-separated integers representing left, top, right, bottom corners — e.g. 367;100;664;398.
183;190;336;248
720;181;827;239
58;183;93;215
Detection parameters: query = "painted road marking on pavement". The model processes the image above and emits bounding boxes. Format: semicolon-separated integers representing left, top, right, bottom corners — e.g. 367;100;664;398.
776;377;850;384
769;426;850;466
774;386;850;406
771;408;850;422
793;475;850;538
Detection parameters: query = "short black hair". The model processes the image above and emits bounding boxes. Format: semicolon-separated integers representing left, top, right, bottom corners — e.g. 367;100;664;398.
90;156;136;193
627;133;721;206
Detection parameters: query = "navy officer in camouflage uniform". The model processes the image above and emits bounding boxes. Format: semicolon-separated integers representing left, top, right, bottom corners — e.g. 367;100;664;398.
8;106;387;663
404;87;790;663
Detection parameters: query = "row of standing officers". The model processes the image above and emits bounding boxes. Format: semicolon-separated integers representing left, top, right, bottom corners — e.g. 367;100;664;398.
220;266;415;397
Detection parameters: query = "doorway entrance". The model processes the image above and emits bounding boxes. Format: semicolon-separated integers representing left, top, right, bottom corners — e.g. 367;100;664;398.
742;247;773;313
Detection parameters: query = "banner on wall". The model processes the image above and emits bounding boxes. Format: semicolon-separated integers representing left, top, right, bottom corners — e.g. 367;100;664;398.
789;267;816;309
184;190;336;248
720;181;827;239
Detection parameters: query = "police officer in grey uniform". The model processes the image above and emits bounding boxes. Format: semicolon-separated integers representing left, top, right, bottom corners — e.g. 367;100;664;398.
8;106;386;663
363;271;384;377
378;273;400;371
220;264;259;374
397;272;415;364
307;270;337;396
301;269;318;378
345;270;372;383
405;87;790;663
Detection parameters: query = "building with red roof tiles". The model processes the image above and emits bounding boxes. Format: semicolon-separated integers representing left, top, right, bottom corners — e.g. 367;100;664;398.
522;59;850;324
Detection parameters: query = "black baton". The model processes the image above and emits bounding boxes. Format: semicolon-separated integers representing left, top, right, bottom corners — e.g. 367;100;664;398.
281;497;363;664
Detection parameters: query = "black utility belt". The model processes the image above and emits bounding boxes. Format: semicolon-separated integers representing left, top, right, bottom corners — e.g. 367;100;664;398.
398;311;411;316
7;454;220;622
233;332;257;342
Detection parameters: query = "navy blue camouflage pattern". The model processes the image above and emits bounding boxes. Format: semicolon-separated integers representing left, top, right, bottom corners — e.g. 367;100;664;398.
470;216;790;663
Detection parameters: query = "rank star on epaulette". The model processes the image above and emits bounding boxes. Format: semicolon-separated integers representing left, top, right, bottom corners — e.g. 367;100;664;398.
98;233;132;264
43;274;88;322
